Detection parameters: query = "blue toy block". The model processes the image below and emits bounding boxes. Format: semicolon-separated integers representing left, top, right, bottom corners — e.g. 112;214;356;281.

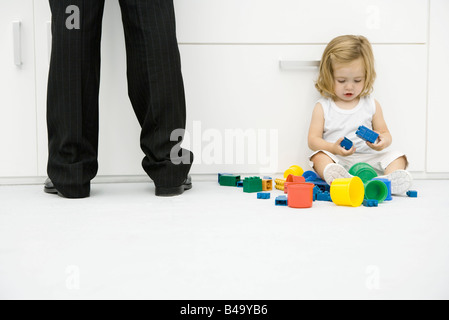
363;199;379;207
309;179;330;192
340;137;354;150
316;191;332;202
356;125;379;144
257;192;271;199
313;185;321;201
303;170;319;182
275;195;288;206
236;181;243;187
407;190;418;198
263;176;272;180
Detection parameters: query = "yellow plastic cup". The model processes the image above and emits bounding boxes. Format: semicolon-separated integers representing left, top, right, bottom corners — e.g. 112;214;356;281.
283;165;304;178
330;177;365;207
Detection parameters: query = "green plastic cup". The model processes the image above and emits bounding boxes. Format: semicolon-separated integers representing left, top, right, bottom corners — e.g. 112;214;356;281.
349;162;378;183
364;180;388;203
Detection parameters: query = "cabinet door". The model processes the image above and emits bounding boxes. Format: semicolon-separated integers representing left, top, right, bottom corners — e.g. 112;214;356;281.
179;44;427;174
175;0;428;44
427;0;449;172
373;45;427;172
34;0;51;177
0;0;37;177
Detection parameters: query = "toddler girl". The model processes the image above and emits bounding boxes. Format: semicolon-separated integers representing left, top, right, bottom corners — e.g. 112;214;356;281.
308;35;412;194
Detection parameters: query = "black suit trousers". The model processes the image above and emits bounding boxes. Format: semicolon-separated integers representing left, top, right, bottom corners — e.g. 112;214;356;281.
47;0;193;198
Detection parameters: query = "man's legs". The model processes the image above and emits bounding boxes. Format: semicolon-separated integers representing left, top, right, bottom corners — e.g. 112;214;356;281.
118;0;193;188
47;0;105;198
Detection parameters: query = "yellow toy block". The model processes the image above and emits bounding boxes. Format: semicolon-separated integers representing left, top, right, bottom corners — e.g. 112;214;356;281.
275;184;284;191
262;179;273;191
274;178;285;191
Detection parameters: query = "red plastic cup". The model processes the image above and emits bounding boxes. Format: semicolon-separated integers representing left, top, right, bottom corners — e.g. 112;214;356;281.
287;183;314;208
284;175;306;193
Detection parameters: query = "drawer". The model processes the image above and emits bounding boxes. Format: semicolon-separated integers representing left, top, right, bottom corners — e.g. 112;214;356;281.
180;44;427;174
175;0;428;44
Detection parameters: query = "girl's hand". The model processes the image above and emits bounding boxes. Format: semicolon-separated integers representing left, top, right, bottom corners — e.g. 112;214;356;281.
333;137;356;156
366;133;389;151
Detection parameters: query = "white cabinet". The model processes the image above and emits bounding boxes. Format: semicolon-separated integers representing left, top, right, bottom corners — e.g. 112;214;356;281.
0;0;436;181
0;0;37;177
34;0;50;177
427;0;449;173
175;0;427;44
180;44;427;174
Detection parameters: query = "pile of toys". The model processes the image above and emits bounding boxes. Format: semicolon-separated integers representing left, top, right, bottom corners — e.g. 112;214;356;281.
219;163;418;209
218;127;418;209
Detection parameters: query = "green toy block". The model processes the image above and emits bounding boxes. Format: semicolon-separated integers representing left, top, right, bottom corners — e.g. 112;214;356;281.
219;175;241;187
243;177;263;193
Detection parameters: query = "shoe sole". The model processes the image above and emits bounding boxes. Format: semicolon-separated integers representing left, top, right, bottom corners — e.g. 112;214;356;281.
324;163;353;185
387;170;413;195
155;183;192;197
44;186;58;194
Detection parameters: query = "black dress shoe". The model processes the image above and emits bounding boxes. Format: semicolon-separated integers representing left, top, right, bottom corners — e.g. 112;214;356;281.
155;176;192;197
44;178;63;196
44;178;90;198
44;178;58;194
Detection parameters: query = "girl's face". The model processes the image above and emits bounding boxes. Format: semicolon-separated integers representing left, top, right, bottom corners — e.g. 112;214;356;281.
332;57;366;102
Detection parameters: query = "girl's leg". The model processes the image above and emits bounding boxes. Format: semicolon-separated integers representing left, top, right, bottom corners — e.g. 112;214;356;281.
384;156;408;175
310;152;335;180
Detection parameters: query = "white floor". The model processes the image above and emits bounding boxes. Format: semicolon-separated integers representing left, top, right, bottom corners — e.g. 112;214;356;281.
0;179;448;300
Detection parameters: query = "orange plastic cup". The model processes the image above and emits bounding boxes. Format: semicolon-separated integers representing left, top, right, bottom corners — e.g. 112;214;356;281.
287;183;314;208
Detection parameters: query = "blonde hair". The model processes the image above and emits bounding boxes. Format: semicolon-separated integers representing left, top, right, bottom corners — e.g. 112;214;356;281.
315;35;376;99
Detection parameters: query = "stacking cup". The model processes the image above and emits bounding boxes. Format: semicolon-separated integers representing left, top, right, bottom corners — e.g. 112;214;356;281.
284;165;304;179
330;177;365;207
373;178;392;201
287;183;314;208
364;180;388;203
349;163;378;183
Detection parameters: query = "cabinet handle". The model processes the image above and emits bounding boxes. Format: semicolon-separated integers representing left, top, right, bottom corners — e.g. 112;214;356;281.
13;21;22;66
279;60;320;70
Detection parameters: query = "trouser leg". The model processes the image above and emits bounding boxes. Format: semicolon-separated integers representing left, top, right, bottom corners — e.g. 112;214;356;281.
118;0;193;187
47;0;105;197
